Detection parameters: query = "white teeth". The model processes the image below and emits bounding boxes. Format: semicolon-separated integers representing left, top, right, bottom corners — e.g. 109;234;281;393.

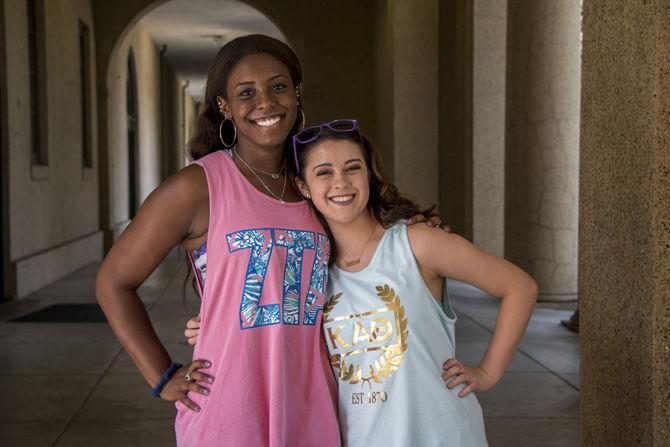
330;195;354;203
254;116;282;127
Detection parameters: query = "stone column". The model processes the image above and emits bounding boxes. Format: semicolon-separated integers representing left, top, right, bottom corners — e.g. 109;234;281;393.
580;1;669;445
472;0;506;256
505;0;581;301
392;0;440;209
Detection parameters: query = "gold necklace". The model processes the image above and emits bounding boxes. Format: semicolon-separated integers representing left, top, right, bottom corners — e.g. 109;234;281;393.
233;148;285;179
234;148;287;203
343;221;377;267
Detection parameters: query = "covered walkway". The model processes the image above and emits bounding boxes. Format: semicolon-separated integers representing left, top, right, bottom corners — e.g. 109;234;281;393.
1;254;579;446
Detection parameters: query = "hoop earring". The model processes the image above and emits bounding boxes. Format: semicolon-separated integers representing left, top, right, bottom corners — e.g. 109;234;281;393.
297;107;306;131
219;118;237;148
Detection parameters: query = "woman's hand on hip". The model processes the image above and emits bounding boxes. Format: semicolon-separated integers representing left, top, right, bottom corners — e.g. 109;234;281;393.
160;359;214;411
442;358;497;398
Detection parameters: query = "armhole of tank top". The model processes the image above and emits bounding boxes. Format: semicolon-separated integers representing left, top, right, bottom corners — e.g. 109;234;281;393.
189;157;222;305
186;248;204;298
400;224;457;322
195;151;232;225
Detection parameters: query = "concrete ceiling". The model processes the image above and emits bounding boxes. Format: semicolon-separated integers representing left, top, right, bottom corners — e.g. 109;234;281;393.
140;0;285;102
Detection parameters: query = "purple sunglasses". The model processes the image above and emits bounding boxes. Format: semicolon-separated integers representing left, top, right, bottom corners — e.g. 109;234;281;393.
292;119;361;173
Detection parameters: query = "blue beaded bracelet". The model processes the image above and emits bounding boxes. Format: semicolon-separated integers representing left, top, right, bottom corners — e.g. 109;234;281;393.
151;362;183;398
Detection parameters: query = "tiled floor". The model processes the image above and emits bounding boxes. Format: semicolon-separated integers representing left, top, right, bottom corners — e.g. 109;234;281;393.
0;253;580;446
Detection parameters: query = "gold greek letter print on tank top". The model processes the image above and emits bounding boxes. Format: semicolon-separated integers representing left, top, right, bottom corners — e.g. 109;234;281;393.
323;284;409;390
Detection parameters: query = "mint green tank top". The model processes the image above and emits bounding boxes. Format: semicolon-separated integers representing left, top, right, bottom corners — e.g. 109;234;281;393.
323;223;488;446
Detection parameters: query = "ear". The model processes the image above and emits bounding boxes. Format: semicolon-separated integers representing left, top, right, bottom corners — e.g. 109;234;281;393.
216;96;230;118
294;177;311;199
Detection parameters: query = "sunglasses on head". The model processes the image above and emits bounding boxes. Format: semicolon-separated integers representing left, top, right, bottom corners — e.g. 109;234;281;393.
292;119;361;173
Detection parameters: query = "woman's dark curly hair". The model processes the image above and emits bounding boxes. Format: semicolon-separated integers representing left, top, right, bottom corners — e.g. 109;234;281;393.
293;130;435;265
188;34;304;161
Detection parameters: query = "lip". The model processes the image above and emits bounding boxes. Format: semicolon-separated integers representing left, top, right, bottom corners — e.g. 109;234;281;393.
328;193;356;205
248;113;285;128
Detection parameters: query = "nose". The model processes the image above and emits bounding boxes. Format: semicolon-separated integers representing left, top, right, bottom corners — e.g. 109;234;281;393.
331;171;351;189
255;89;275;110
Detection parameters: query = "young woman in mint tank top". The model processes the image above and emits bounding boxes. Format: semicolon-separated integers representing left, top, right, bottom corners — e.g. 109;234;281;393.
187;119;539;445
291;120;539;446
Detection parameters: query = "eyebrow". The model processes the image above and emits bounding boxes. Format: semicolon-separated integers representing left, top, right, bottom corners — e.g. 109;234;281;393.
235;74;286;88
312;162;332;171
312;158;363;171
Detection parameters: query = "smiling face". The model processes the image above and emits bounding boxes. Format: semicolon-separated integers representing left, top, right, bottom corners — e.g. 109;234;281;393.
297;138;371;226
218;53;298;150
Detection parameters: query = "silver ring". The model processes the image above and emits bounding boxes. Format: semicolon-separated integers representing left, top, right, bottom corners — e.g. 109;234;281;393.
185;369;193;383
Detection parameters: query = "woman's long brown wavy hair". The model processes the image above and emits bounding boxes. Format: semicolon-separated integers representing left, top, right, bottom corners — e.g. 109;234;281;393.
293;130;436;265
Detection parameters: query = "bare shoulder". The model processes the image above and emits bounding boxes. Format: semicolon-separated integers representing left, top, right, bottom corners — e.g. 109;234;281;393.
406;223;476;276
127;164;209;242
406;223;466;256
155;164;207;203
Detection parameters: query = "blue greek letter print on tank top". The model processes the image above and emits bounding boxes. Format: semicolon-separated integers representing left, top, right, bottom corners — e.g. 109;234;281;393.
275;229;316;325
304;233;330;325
225;228;330;330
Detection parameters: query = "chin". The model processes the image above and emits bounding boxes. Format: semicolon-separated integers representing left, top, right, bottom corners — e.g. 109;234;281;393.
257;136;287;148
323;209;366;226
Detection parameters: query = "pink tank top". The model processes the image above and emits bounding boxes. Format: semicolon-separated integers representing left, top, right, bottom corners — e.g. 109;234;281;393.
175;150;340;447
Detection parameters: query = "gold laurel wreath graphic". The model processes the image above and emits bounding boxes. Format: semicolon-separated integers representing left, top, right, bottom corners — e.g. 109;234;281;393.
326;285;409;388
324;292;342;317
324;292;345;376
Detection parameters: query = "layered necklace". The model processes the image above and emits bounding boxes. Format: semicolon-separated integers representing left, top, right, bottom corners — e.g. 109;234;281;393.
233;147;287;204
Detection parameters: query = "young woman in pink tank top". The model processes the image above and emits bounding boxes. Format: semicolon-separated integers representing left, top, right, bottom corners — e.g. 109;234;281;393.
97;35;352;446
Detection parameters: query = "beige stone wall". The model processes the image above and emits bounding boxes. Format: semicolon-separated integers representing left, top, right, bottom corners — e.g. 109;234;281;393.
106;22;161;232
472;0;506;256
4;0;102;298
506;0;581;300
580;1;670;444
